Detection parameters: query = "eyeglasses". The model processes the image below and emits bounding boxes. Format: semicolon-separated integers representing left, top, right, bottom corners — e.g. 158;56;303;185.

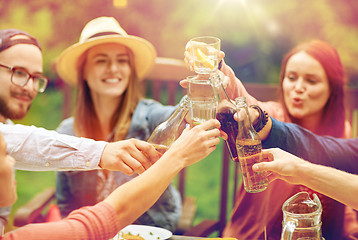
0;63;48;93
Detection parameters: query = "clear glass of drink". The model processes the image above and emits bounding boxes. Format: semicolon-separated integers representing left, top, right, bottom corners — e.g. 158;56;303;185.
188;98;217;126
186;75;217;126
236;140;268;193
189;36;221;74
187;75;214;100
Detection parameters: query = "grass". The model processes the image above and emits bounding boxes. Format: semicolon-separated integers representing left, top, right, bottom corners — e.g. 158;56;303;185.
6;88;239;235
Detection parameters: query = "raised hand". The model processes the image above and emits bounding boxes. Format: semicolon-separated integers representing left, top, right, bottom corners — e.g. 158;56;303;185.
165;119;222;168
99;139;159;175
253;148;307;185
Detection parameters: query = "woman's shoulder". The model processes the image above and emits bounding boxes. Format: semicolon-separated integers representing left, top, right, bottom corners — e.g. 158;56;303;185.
137;98;163;107
134;99;175;118
57;117;75;135
130;99;176;132
136;98;175;114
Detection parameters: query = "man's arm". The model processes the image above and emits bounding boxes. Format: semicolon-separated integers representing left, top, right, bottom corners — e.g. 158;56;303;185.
254;148;358;210
1;123;158;173
261;118;358;174
1;123;105;170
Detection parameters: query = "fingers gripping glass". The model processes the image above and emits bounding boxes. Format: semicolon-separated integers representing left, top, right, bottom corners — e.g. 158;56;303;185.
0;63;48;92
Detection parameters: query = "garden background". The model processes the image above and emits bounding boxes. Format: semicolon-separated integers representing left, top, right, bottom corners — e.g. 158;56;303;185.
1;0;358;233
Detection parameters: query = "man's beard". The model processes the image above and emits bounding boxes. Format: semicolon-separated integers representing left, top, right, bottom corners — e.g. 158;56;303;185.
0;96;31;120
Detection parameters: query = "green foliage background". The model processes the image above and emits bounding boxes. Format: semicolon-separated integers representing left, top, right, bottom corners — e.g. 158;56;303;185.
1;0;358;85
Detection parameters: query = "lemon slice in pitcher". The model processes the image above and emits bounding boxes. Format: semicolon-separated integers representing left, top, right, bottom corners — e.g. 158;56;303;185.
196;48;215;70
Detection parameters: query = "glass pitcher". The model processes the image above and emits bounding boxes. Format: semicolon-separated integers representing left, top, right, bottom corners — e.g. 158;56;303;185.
281;191;324;240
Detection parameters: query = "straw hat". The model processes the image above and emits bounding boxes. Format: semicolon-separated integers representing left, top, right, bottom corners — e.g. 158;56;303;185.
56;16;157;85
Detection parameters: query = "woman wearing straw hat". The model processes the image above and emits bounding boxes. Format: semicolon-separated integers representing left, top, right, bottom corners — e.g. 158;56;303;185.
55;16;182;232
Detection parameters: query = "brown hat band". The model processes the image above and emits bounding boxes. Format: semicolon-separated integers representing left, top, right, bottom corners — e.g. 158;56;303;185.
88;31;122;39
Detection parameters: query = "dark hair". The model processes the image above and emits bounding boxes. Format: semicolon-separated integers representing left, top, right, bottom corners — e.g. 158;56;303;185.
279;40;346;138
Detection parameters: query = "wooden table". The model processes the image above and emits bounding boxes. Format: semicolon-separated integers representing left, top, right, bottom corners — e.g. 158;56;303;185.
170;236;204;240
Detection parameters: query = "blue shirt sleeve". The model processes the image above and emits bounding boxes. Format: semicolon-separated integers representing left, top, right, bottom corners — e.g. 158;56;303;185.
127;99;177;141
262;118;358;174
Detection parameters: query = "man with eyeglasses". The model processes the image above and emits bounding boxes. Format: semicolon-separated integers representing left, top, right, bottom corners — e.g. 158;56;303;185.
0;29;162;235
0;29;47;122
0;28;46;234
0;64;47;93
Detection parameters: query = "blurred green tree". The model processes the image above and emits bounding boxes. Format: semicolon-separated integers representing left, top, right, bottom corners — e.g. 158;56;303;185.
1;0;358;85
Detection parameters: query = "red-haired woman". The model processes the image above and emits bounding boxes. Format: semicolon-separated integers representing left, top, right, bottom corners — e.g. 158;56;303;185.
187;39;355;239
220;39;350;138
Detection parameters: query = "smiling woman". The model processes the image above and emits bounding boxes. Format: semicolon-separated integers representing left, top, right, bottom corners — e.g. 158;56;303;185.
53;16;187;233
83;43;132;115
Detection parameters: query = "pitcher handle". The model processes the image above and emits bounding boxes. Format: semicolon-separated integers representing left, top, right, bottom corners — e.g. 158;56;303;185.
281;220;297;240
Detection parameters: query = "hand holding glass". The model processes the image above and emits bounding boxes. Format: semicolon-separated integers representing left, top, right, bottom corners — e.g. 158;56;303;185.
189;36;221;74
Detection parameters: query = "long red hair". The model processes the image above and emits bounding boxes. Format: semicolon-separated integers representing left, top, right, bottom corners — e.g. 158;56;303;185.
279;39;346;138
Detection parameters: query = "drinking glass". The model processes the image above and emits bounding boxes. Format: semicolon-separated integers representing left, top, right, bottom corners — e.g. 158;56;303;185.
186;75;217;126
188;98;217;126
187;75;214;100
189;36;221;74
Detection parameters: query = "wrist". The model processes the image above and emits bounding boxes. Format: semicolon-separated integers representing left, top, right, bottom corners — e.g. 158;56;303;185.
250;105;268;132
98;143;109;169
258;116;272;141
296;159;312;185
218;59;223;70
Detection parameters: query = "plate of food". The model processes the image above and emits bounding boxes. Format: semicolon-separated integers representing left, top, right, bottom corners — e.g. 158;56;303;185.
112;224;173;240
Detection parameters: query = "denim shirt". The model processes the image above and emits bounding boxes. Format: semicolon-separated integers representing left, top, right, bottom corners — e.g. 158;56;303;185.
56;99;182;232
